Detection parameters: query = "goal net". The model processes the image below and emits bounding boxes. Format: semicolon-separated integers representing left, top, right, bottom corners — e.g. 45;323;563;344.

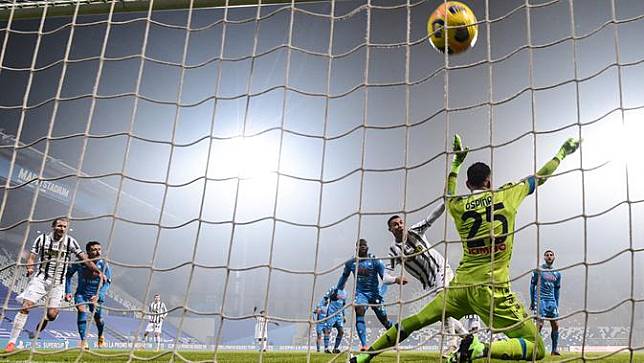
1;0;643;361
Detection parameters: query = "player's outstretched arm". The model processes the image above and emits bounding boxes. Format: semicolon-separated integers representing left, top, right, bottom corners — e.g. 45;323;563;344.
335;261;352;291
529;271;538;310
447;134;468;195
535;138;580;186
410;202;445;235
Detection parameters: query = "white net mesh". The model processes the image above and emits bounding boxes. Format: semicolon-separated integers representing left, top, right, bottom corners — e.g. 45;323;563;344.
0;0;643;361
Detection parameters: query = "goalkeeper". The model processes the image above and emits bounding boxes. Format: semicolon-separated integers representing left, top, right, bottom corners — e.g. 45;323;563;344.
351;135;580;362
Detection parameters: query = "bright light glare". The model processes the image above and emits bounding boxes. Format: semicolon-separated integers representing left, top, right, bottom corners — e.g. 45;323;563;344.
214;136;278;179
584;111;644;178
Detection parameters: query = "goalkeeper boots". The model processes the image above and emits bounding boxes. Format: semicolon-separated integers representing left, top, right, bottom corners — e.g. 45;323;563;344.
448;334;487;363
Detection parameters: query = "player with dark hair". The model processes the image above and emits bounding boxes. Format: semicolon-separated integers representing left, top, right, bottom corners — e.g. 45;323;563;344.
65;241;112;350
351;135;580;362
530;249;562;356
386;206;473;356
336;239;407;351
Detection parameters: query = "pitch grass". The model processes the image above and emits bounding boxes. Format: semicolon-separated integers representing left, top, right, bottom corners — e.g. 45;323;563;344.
0;350;641;362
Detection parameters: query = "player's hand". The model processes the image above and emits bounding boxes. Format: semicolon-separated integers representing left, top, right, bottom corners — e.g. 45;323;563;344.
395;276;408;285
65;293;73;302
452;134;468;167
90;295;98;304
555;138;581;161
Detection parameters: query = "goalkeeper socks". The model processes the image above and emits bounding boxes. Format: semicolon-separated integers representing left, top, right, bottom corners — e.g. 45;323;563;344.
490;337;545;360
356;316;367;347
323;334;329;349
9;312;28;343
551;330;559;352
77;311;88;340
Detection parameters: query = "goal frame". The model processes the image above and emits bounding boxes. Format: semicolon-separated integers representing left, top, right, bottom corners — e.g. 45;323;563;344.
0;0;326;21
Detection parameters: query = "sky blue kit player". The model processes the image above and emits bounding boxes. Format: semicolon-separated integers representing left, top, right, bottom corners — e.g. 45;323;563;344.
324;288;347;353
313;299;328;352
65;241;112;349
530;249;562;356
336;239;405;350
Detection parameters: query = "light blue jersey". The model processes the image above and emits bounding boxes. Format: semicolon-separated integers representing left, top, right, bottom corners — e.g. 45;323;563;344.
65;259;112;300
336;254;386;296
325;289;347;328
530;263;561;304
530;263;561;319
314;303;328;334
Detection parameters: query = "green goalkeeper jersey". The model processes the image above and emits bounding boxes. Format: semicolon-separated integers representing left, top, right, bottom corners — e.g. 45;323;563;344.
447;176;536;286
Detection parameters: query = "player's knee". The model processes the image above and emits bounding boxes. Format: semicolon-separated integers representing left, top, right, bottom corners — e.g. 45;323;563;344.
47;311;59;321
355;306;366;316
551;320;559;331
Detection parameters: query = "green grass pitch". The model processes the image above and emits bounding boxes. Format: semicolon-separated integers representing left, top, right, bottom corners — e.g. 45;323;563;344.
0;350;641;362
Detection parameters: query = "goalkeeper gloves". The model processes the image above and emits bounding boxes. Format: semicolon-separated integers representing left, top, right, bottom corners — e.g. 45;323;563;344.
554;138;580;161
451;134;468;173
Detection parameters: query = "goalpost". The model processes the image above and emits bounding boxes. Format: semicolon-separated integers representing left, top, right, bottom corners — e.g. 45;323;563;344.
1;0;643;361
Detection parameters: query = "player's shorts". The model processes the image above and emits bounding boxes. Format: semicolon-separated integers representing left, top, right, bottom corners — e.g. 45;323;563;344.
355;291;388;317
325;314;344;330
316;322;326;334
74;294;104;316
354;291;383;306
537;299;559;319
145;322;163;334
16;276;65;308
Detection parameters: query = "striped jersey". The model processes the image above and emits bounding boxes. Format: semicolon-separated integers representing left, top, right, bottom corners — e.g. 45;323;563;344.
30;232;84;284
388;203;451;291
255;316;269;339
148;301;168;324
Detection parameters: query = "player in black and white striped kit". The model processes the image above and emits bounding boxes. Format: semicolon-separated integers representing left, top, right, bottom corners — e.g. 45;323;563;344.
143;294;167;351
386;203;479;357
4;217;102;352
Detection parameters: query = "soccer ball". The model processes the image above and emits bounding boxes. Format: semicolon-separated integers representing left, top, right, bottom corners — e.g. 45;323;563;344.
427;1;478;54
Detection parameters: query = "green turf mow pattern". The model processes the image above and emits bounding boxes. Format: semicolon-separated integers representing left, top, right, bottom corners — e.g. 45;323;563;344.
0;350;642;362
